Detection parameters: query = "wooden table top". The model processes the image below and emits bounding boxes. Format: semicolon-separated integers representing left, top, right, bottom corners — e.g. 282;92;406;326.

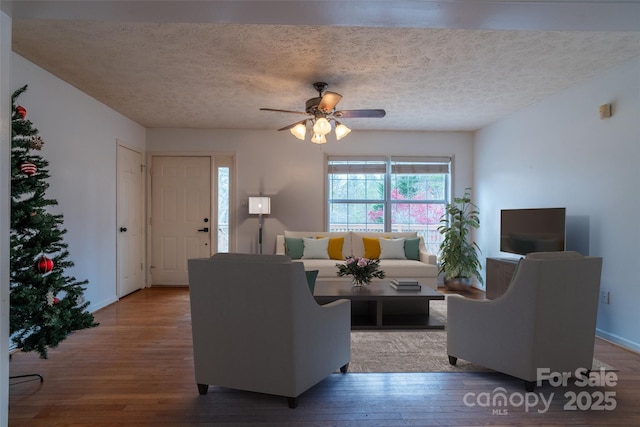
314;280;445;300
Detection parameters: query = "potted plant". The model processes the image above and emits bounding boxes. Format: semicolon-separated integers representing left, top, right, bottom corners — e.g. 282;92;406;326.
437;187;483;291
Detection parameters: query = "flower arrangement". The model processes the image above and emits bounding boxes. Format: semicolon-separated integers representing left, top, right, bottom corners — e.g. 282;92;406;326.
336;256;386;287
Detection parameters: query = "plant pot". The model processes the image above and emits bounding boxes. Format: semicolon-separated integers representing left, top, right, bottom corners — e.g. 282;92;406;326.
444;277;472;292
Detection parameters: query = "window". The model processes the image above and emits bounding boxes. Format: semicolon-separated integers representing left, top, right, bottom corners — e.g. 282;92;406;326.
327;156;450;255
214;155;234;253
217;166;230;252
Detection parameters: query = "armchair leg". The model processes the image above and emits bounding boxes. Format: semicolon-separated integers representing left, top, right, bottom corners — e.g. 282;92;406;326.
525;381;535;392
287;397;298;409
197;384;209;395
340;363;349;373
448;355;457;366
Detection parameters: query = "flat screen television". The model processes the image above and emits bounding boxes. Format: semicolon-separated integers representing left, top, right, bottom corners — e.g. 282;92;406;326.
500;208;566;255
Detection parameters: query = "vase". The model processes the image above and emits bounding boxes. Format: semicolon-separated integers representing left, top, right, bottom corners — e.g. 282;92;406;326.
351;277;369;287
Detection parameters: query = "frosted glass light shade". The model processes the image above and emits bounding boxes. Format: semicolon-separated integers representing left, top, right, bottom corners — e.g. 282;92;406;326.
248;197;271;215
312;117;331;136
311;133;327;144
335;123;351;140
290;123;306;140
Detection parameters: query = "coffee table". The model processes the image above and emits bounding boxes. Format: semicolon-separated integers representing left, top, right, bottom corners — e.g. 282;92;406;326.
313;280;445;330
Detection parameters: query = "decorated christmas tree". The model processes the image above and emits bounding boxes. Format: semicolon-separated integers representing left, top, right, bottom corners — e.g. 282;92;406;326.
10;85;97;359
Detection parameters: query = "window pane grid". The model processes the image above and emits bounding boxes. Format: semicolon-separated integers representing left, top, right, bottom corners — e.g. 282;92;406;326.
327;157;450;256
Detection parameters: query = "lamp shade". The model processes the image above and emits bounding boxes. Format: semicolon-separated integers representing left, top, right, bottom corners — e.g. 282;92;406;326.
335;123;351;140
312;117;332;136
290;123;306;140
248;196;271;215
311;133;327;144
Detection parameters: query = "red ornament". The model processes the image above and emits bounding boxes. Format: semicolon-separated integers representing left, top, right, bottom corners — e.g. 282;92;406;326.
20;162;37;176
35;255;54;274
53;297;60;305
16;105;27;119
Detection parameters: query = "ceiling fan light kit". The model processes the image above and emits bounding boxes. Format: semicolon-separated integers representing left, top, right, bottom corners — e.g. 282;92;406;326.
260;82;385;144
334;122;351;140
290;122;307;140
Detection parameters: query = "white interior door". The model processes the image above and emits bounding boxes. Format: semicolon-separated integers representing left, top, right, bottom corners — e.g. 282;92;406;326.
117;144;144;297
151;156;211;285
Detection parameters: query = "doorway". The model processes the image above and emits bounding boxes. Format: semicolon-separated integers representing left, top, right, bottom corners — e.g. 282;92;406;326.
116;144;145;297
150;156;212;285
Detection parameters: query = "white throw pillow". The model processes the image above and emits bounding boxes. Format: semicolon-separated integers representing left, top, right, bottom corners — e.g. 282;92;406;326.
379;237;407;259
302;237;330;259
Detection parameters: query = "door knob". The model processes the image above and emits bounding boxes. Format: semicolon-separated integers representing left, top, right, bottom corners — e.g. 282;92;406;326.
197;227;209;232
120;227;127;232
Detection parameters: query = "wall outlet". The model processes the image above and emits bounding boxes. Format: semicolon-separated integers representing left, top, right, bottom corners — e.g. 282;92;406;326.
600;290;610;304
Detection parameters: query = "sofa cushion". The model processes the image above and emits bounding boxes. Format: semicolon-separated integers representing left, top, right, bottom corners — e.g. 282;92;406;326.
352;231;418;258
293;259;340;278
404;237;421;260
379;238;407;259
285;231;351;259
284;237;305;259
325;237;345;260
362;237;381;259
302;237;330;259
379;259;439;279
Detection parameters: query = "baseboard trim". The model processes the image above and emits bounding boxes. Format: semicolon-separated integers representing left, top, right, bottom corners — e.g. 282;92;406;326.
596;329;640;354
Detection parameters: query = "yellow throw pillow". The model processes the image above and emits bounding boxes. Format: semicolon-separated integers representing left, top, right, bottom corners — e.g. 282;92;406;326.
362;237;381;259
328;237;345;260
317;236;344;260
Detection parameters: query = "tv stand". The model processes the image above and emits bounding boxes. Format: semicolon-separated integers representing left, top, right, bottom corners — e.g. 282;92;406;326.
486;257;520;299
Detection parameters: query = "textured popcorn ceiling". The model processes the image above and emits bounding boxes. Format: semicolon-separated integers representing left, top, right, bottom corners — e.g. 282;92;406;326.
10;3;640;132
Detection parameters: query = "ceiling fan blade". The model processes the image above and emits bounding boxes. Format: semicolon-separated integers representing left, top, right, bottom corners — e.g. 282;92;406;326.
334;109;386;118
260;108;309;116
333;110;387;119
318;91;342;113
277;119;307;131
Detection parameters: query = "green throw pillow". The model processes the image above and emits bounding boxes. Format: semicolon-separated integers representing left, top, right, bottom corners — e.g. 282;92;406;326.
285;237;304;259
305;270;319;294
404;238;421;260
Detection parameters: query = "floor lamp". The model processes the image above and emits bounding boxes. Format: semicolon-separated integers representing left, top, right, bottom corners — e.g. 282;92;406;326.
248;196;271;254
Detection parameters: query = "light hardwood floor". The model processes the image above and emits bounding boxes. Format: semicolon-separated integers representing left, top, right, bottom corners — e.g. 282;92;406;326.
8;287;640;426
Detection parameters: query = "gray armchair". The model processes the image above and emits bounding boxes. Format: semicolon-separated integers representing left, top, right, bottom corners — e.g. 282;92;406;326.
188;253;351;408
447;251;602;391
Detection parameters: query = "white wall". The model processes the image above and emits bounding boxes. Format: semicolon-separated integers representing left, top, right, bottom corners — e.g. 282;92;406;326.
475;57;640;352
146;128;474;254
1;12;12;427
11;54;146;312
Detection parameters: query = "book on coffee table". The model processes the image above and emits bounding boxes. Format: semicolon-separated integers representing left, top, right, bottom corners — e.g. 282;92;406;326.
390;279;421;291
391;279;419;285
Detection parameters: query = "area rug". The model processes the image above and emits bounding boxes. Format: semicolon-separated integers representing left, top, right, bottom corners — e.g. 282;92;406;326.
349;299;615;373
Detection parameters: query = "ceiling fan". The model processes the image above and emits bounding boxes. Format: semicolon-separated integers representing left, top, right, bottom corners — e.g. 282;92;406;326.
260;82;386;144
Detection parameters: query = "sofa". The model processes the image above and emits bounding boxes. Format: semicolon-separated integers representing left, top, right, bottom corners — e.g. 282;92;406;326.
276;230;438;289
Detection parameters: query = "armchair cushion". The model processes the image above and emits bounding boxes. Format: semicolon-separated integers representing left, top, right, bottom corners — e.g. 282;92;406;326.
305;269;319;293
